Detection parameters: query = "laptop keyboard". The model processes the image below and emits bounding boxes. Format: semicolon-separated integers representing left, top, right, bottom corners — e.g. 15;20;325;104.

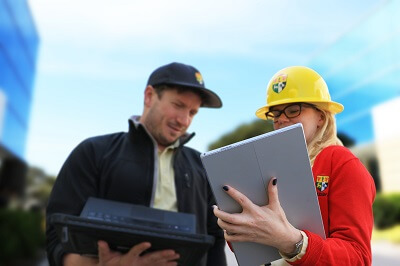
86;212;192;233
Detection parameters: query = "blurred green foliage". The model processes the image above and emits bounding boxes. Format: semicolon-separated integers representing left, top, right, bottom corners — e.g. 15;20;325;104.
373;193;400;229
207;119;274;150
373;224;400;243
0;209;45;263
0;166;55;264
207;119;355;151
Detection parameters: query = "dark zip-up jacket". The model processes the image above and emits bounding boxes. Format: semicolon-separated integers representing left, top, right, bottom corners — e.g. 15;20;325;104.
46;119;226;266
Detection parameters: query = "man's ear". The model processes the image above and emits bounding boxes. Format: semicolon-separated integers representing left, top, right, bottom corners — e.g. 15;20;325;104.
144;85;155;107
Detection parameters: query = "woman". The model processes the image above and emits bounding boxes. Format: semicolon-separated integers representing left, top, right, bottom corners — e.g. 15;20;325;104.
213;66;376;265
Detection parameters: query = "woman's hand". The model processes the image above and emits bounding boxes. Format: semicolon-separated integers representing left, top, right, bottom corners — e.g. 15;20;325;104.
213;178;302;254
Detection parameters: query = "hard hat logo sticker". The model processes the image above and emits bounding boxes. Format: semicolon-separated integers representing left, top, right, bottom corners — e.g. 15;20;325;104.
272;74;287;93
195;72;204;85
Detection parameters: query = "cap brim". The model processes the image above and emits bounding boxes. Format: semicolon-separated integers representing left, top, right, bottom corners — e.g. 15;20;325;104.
161;81;222;108
196;87;223;108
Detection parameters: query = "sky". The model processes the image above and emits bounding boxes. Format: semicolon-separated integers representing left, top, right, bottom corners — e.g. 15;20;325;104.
26;0;386;176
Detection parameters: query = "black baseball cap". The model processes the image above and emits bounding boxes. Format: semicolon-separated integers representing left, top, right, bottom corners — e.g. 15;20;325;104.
147;62;222;108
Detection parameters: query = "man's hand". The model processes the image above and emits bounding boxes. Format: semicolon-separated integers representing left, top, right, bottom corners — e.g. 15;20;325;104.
63;241;180;266
98;241;179;266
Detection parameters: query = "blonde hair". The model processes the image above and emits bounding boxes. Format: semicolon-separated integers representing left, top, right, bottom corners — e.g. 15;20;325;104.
307;109;343;166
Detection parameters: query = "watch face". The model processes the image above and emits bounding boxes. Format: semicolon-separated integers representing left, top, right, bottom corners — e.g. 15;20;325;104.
296;238;303;249
292;236;304;256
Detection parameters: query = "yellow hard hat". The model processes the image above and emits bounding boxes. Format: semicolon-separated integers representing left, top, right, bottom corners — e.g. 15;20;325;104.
255;66;344;120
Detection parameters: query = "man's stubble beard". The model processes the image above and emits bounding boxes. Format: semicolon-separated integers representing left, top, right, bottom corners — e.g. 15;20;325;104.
144;106;179;147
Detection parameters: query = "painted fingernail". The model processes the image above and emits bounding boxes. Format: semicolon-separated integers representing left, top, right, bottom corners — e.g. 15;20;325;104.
272;178;277;186
223;185;229;191
264;263;272;266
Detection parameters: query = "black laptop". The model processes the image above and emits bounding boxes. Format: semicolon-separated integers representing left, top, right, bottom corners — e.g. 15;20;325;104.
49;197;215;265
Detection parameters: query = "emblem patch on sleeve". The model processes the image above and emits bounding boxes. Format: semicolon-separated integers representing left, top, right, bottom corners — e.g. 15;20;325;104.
316;175;329;196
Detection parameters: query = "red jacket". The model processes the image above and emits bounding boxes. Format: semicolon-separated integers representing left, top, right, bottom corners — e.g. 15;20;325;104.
291;145;376;265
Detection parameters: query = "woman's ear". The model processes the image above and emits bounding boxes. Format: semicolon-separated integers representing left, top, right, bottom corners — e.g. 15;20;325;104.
317;111;325;128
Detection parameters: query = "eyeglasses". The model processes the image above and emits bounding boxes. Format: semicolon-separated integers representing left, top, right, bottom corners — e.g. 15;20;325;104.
265;103;316;120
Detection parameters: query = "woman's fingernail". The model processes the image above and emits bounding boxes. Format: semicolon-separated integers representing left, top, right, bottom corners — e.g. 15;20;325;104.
264;263;272;266
223;185;229;191
272;178;277;186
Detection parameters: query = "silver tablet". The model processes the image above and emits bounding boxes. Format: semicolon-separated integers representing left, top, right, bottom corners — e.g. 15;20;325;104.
201;123;325;266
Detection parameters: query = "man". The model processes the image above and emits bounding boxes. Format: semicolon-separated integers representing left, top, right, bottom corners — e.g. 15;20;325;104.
46;62;227;266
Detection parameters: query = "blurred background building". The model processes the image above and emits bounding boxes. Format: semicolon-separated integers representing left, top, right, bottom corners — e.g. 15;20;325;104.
0;0;39;206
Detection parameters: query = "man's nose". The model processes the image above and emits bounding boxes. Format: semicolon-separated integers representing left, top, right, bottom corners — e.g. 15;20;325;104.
177;112;191;127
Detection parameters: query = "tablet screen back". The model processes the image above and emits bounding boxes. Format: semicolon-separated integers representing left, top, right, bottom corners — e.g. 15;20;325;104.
200;123;325;266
